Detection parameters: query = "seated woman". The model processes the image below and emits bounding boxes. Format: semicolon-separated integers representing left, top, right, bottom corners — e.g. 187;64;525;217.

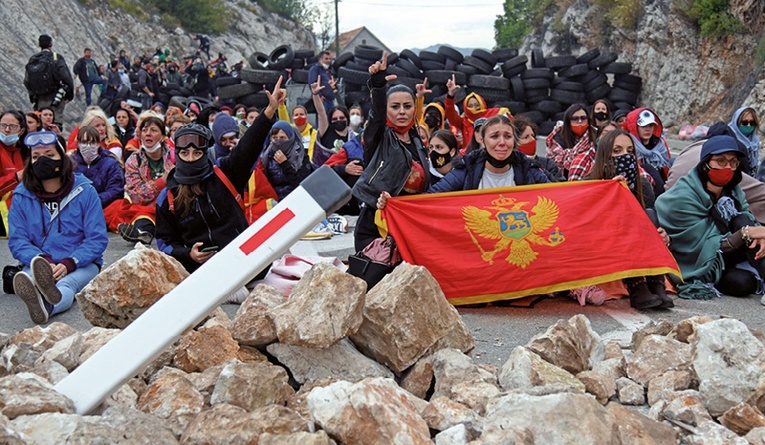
656;135;765;300
114;107;136;155
9;131;108;324
590;98;613;130
515;116;564;182
427;129;460;184
546;104;597;181
277;104;317;161
623;107;672;180
260;120;315;200
155;78;286;301
25;111;42;133
728;106;760;178
67;108;123;159
590;129;673;309
72;126;124;209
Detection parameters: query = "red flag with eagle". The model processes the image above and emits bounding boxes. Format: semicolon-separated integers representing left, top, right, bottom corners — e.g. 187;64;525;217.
378;180;681;305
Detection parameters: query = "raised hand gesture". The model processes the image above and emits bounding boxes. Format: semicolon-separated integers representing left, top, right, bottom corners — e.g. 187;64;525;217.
446;74;461;97
416;77;432;99
264;76;286;118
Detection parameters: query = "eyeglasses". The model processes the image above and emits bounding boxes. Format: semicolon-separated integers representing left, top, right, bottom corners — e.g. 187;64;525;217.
710;156;741;169
78;142;99;150
0;123;20;132
570;116;588;123
174;133;208;150
740;120;756;126
24;131;58;147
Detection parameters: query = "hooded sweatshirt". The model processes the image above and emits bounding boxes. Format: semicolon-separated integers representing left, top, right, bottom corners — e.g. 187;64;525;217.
415;99;446;132
211;114;240;161
623;107;672;175
728;107;761;176
444;92;510;150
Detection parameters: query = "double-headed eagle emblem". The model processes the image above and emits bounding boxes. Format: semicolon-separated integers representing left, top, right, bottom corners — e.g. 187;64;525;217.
463;195;565;268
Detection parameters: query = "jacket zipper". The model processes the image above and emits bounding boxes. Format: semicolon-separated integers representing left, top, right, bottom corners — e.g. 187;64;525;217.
367;160;384;184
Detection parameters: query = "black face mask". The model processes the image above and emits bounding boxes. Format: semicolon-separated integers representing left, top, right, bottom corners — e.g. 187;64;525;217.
424;114;440;129
32;156;63;180
593;111;608;122
430;151;453;168
174;156;212;185
485;151;513;169
331;120;348;132
613;153;638;190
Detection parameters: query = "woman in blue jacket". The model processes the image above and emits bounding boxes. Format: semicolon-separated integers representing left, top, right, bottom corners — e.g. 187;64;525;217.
71;126;124;209
9;131;108;324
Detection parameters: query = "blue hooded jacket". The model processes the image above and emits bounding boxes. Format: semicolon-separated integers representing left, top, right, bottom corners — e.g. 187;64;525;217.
8;173;108;268
211;114;241;161
728;107;761;176
71;148;125;208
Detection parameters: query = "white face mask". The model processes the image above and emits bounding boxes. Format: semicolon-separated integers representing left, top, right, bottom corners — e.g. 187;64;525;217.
78;143;100;164
143;141;162;154
350;115;362;127
321;62;330;70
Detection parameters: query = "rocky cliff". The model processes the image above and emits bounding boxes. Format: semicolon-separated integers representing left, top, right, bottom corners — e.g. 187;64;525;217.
520;0;765;128
0;0;315;123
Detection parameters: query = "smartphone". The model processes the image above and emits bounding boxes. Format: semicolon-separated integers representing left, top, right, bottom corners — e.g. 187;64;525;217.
200;245;219;253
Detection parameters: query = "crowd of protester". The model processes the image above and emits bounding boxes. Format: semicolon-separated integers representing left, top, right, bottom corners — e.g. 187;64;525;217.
6;36;764;324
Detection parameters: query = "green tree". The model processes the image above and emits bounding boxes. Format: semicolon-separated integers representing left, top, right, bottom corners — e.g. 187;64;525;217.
494;0;532;48
258;0;315;25
689;0;743;37
152;0;228;34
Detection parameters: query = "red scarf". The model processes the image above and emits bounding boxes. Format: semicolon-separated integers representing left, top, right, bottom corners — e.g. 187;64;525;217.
387;117;415;135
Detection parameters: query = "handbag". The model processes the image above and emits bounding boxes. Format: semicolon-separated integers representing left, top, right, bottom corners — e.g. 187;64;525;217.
347;236;402;289
3;263;22;294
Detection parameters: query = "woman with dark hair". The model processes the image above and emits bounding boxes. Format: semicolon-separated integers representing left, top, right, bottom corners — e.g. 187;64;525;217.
25;112;42;133
463;118;487;155
114;107;136;151
657;135;765;300
590;129;673;309
546;103;597;181
261;120;316;200
311;80;354;166
514;116;564;182
352;52;432;252
9;131;107;324
427;129;460;182
72;126;124;209
0;110;29;236
590;98;613;130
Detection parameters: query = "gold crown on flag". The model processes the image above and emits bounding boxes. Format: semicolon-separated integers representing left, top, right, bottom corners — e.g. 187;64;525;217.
491;196;517;207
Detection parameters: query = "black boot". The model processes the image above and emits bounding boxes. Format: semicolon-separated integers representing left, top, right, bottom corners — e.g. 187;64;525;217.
624;277;663;309
646;275;674;308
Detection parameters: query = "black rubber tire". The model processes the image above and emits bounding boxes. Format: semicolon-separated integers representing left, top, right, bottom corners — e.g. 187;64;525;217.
353;57;377;68
248;52;269;70
387;52;399;65
531;49;545;68
337;66;371;85
532;100;563;114
388;76;420;91
399;49;422;69
217;82;261;100
188;95;214;109
602;62;633;74
290;58;305;69
444;58;459;71
545;55;577;70
576;48;601;64
471;49;497;66
291;69;310;84
583;73;609;91
333;52;354;70
558;63;589;78
422;60;446;71
586;83;612;102
550;88;586;105
613;73;643;87
502;65;526;79
503;101;527;114
345;61;370;72
467;86;511;104
510;77;525;101
354;45;383;61
554;81;584;92
522;78;551;89
521;68;554;80
609;87;639;104
307;55;319;65
169;96;188;109
525;89;550;103
502;55;527;71
468;74;510;90
344;91;369;107
577;70;603;85
438;46;464;63
268;45;295;71
387;65;410;79
419;50;446;64
538;121;557;136
239;68;282;85
294;49;314;59
588;52;618;69
552;112;566;121
519;110;545;124
239;91;270;108
456;64;478;75
463;56;493;74
215;76;240;87
613;102;635;111
395;58;423;79
492;48;518;62
178;86;193;97
425;70;466;85
613;81;642;95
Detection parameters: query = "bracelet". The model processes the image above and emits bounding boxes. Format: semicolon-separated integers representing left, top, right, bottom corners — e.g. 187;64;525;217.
742;225;752;245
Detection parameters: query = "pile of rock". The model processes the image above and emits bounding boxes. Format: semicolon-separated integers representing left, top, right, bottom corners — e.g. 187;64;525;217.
1;251;765;444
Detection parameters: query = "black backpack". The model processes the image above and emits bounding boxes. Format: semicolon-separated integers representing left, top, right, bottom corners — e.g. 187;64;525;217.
25;52;59;96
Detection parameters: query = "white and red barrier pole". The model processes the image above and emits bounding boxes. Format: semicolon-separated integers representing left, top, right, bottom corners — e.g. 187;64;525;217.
55;166;352;414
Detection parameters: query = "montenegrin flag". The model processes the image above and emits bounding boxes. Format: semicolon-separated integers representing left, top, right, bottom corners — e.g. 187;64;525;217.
378;180;681;305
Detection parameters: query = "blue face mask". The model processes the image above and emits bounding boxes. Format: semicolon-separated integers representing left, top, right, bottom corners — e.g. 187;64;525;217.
739;125;755;137
0;133;19;146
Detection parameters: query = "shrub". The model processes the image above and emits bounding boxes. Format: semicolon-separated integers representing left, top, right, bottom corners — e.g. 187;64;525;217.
689;0;744;37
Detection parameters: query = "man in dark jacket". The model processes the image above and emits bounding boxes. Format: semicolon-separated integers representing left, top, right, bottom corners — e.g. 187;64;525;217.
307;51;336;115
73;48;107;106
24;35;74;116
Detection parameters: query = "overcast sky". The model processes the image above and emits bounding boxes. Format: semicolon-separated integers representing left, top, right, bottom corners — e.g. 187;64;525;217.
312;0;503;52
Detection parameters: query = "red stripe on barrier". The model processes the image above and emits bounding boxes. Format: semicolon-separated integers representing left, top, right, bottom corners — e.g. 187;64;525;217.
239;208;296;255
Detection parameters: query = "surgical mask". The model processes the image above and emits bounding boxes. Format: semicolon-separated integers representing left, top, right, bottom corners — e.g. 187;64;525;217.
78;143;100;164
739;125;755;136
321;62;330;70
143;141;162;154
430;150;452;168
350;115;362;127
208;123;214;131
32;156;62;180
0;133;19;146
707;165;735;187
293;115;307;127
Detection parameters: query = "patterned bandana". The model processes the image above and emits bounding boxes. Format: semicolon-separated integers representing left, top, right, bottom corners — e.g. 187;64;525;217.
614;153;638;190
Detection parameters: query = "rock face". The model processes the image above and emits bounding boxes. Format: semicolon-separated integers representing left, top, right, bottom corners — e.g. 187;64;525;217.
0;0;315;127
77;246;190;328
230;284;284;347
520;0;765;126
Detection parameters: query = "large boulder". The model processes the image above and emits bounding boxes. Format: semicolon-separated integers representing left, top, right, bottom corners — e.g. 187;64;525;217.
210;361;295;411
527;314;603;374
77;245;189;328
230;284;284;346
0;373;75;419
173;325;240;373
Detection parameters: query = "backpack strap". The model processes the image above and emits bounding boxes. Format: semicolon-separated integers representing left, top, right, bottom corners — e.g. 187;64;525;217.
213;165;245;213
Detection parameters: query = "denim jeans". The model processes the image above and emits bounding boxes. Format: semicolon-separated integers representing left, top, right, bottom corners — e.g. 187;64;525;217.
83;77;107;106
22;263;99;315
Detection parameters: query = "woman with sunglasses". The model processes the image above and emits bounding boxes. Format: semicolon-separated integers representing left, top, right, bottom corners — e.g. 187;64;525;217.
545;104;597;181
155;78;286;277
728;107;761;177
310;79;354;166
9;131;107;324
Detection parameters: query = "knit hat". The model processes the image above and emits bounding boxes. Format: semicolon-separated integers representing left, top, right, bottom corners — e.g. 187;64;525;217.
38;35;52;49
270;120;295;139
701;135;744;161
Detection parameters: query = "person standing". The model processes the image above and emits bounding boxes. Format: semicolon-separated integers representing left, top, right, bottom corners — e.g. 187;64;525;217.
73;48;107;107
308;51;336;116
24;35;74;117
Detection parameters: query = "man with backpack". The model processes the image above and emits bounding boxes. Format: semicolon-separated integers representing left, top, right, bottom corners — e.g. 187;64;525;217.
73;48;107;107
24;35;74;117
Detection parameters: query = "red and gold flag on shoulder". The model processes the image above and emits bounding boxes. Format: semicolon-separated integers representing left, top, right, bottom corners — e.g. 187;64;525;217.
379;180;681;305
